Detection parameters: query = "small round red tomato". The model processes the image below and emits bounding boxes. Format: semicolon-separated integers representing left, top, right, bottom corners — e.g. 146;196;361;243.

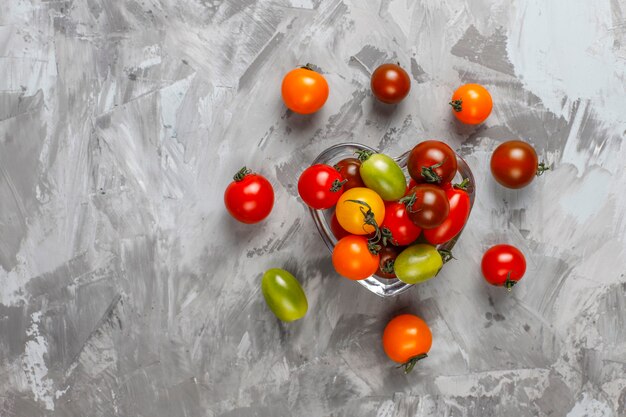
424;180;471;245
224;167;274;224
408;141;458;184
490;140;549;189
382;314;432;373
371;63;411;104
332;235;380;280
376;246;399;279
330;211;351;241
402;184;450;229
334;158;365;191
450;84;493;125
381;202;422;246
282;66;329;114
298;164;345;210
481;244;526;290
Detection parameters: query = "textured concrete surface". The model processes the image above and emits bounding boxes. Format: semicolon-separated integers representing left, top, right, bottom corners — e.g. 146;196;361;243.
1;0;626;416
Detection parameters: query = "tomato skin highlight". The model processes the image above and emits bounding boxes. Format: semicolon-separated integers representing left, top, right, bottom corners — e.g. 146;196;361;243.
381;202;422;246
490;140;540;189
281;67;329;114
359;153;407;201
423;183;470;245
224;168;274;224
383;314;432;367
408;141;458;185
332;235;380;280
371;64;411;104
334;158;365;191
298;164;345;210
450;83;493;125
481;244;526;288
335;188;386;235
261;268;308;322
394;244;443;284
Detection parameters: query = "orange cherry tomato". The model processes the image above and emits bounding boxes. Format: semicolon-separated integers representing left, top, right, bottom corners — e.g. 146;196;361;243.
335;188;385;235
332;235;380;280
281;67;329;114
450;84;493;125
382;314;432;373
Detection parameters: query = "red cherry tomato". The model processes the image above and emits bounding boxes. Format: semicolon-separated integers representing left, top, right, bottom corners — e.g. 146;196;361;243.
490;140;549;189
402;184;450;229
371;63;411;104
224;167;274;224
424;180;471;245
298;164;345;210
334;158;365;191
330;211;351;241
376;245;400;279
381;202;422;246
481;244;526;290
408;140;458;184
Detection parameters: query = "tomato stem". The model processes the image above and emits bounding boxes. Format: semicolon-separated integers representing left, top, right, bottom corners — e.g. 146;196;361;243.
355;149;374;162
453;178;470;191
399;193;422;214
380;259;395;274
536;162;550;177
330;179;348;192
300;63;315;71
397;353;428;374
449;99;463;112
345;199;383;255
380;226;397;247
421;160;445;183
438;249;454;264
233;166;251;182
504;271;516;291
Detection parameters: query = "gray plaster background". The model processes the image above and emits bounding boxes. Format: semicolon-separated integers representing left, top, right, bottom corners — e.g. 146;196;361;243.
1;0;626;416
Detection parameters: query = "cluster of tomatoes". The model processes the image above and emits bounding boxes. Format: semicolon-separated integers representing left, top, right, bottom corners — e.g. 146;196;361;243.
299;140;468;284
223;62;549;373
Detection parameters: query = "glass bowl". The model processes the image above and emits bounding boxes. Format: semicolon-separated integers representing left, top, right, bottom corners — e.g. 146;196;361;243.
309;142;476;297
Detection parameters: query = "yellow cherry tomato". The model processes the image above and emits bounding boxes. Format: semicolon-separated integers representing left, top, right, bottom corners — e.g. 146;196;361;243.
335;187;385;235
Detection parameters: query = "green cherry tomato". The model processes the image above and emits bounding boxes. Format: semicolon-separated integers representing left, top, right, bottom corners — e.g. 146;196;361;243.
261;268;308;322
358;152;407;201
394;244;443;284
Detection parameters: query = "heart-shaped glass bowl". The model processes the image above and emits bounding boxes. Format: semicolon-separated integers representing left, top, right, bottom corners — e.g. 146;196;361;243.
309;142;476;297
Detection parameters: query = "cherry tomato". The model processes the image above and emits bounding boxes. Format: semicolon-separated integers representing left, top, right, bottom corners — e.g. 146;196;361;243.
481;244;526;290
330;211;351;241
394;244;443;284
382;314;432;373
334;158;365;191
449;84;493;125
335;188;385;235
281;66;329;114
371;63;411;104
262;268;308;322
424;180;471;245
358;151;407;201
298;164;345;210
332;235;380;280
490;140;549;189
407;141;458;184
402;184;449;229
376;246;399;279
224;167;274;224
381;202;422;246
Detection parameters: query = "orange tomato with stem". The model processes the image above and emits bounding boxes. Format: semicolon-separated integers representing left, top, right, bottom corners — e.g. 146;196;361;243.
382;314;432;373
332;235;380;280
449;84;493;125
281;66;329;114
335;188;385;235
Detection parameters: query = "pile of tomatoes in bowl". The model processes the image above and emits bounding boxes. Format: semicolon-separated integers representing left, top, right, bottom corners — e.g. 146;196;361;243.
298;139;474;286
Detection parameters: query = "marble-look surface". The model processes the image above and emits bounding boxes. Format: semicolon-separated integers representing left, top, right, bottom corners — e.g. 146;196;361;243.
1;0;625;416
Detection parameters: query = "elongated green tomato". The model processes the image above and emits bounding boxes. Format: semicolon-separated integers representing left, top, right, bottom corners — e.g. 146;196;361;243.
357;151;407;201
394;244;443;284
261;269;308;322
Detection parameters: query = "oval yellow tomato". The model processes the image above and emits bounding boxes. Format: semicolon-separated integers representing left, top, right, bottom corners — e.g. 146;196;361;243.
335;187;385;235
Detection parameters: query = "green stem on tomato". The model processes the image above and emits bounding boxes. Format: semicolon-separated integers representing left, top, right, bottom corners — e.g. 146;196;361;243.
438;249;454;264
397;353;428;374
345;199;383;255
233;166;251;182
449;99;463;112
330;179;348;192
355;149;374;162
453;178;471;191
504;271;516;291
380;259;395;274
536;162;550;177
421;160;445;183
